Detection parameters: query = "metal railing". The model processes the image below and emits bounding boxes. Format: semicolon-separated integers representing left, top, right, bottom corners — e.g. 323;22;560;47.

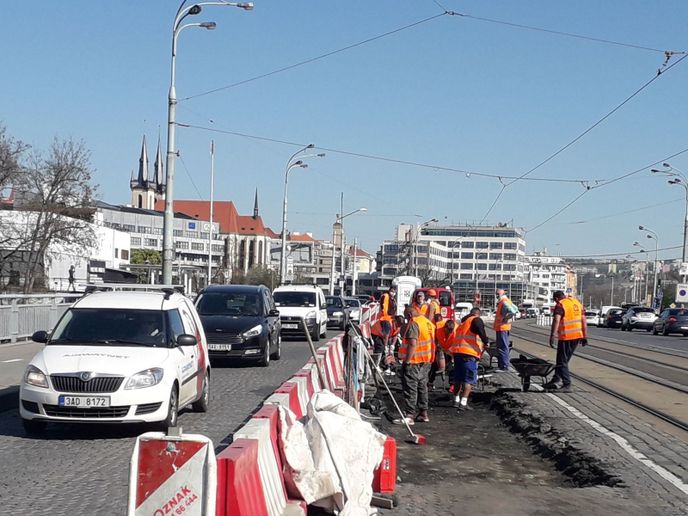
0;294;80;343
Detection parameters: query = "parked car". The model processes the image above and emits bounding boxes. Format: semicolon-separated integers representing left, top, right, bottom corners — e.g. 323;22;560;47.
621;307;657;332
585;310;600;326
273;285;328;341
345;297;362;323
20;288;210;432
195;285;281;366
604;308;624;328
652;308;688;336
598;305;621;327
325;295;348;330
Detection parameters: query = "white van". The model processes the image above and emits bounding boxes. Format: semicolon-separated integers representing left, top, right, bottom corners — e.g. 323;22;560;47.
598;305;621;327
273;285;328;341
455;302;474;321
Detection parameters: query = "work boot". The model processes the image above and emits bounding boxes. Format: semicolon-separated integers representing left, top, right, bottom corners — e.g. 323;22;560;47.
457;404;473;412
558;384;573;393
542;381;562;391
415;412;430;423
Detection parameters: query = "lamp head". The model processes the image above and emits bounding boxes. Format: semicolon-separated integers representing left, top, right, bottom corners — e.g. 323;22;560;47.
316;153;326;157
200;22;216;29
359;207;368;212
650;168;661;173
306;143;315;149
663;162;671;168
189;4;202;15
237;2;254;10
638;225;644;230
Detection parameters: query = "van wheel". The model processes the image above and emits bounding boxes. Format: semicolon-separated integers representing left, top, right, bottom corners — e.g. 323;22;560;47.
192;374;209;413
311;326;320;342
270;335;281;361
159;385;179;430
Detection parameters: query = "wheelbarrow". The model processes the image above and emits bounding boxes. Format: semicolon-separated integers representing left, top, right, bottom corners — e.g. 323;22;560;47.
510;355;555;391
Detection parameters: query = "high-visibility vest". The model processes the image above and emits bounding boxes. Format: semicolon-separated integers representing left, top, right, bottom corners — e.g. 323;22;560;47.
494;297;513;331
453;316;484;358
412;302;428;317
399;316;434;364
380;293;394;321
436;322;457;353
371;319;399;338
558;298;585;341
428;298;440;318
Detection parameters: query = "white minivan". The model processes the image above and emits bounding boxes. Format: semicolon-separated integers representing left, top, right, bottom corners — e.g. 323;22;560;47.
273;285;328;341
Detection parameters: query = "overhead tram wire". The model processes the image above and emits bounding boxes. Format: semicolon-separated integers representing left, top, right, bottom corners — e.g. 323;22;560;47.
180;12;448;102
175;122;609;185
177;153;204;199
480;52;688;223
562;198;683;225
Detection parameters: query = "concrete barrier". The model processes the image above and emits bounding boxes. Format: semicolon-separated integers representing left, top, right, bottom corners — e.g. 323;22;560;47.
216;439;268;516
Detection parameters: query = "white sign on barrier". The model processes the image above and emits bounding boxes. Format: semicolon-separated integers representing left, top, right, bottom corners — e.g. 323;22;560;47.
676;284;688;303
127;432;216;516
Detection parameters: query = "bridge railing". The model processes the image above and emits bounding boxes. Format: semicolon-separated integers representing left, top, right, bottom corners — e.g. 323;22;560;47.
0;294;80;343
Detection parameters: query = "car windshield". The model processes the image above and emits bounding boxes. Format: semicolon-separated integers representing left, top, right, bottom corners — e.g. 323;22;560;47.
585;311;597;316
438;291;452;307
634;307;655;314
50;308;167;347
274;291;316;307
345;299;361;308
326;297;343;308
609;309;623;316
197;292;263;316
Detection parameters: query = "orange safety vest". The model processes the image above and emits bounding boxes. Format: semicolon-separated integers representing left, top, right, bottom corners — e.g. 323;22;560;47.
453;316;484;358
558;298;585;341
494;297;513;331
427;298;440;318
411;302;428;317
380;293;394;321
371;319;399;338
399;316;434;364
436;321;457;353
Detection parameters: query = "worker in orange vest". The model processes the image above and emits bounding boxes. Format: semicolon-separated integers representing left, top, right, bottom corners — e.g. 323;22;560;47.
378;285;397;355
371;315;402;374
494;288;516;372
452;307;489;410
544;290;587;392
435;316;457;391
426;289;441;321
411;290;428;318
428;313;447;390
394;306;434;425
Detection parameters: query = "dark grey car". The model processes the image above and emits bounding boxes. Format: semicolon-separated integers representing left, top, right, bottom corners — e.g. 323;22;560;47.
652;308;688;336
325;295;348;330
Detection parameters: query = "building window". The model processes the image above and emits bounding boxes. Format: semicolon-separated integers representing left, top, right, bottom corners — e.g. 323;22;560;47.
176;241;189;250
212;244;224;253
488;263;502;270
476;241;489;249
476;263;487;270
122;224;136;233
476;252;488;260
191;242;205;251
131;237;141;246
504;253;517;261
460;273;472;279
137;195;142;209
490;242;503;249
504;242;517;249
173;229;183;237
461;241;474;249
461;252;474;259
114;248;119;258
200;232;209;240
121;250;129;260
145;238;158;247
460;263;473;270
489;253;502;260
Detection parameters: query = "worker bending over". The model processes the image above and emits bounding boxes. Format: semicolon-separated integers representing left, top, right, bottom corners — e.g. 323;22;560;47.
453;307;489;411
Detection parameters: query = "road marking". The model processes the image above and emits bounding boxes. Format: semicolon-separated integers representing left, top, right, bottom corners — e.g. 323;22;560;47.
1;359;23;363
547;393;688;496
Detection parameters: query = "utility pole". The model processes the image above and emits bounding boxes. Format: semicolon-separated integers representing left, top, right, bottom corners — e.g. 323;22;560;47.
207;140;215;287
352;237;358;296
610;276;614;306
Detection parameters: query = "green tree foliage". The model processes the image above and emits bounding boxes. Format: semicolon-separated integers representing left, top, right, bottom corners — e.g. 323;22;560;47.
130;248;162;265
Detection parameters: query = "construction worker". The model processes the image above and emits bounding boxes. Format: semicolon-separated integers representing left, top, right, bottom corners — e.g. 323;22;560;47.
453;307;489;411
411;290;428;317
428;313;447;390
544;290;587;392
426;289;441;321
371;315;402;373
378;285;397;358
394;306;434;425
494;288;517;372
435;316;457;391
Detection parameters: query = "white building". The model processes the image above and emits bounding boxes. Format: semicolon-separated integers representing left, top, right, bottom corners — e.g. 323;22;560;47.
525;251;567;305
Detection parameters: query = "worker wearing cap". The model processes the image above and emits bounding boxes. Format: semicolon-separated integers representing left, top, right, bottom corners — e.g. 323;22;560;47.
394;306;434;425
435;316;458;392
452;307;489;410
426;289;441;322
411;290;428;318
371;315;402;374
494;288;515;372
544;290;587;392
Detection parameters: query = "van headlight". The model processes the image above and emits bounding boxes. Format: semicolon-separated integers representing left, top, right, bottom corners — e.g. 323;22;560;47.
243;324;262;339
125;368;164;389
333;311;343;316
305;311;317;323
25;365;49;389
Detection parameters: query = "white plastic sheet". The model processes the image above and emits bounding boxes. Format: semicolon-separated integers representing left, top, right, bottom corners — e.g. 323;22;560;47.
278;390;386;515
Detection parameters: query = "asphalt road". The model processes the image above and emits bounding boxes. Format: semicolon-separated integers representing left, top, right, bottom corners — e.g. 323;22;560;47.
0;332;332;516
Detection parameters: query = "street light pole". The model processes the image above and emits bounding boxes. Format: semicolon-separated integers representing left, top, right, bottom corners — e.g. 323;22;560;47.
207;140;215;285
652;163;688;280
639;225;659;308
328;206;367;294
162;1;253;284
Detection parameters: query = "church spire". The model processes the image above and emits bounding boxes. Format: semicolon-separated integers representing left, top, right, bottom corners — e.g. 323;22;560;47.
253;188;259;218
137;135;149;187
154;137;164;193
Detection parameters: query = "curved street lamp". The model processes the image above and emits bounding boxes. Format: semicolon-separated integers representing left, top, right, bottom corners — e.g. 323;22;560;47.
638;225;659;308
162;1;253;284
328;207;367;295
651;163;688;268
280;145;325;282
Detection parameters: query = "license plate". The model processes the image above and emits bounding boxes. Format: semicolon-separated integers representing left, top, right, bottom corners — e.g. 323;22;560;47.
58;395;110;407
283;323;298;329
209;344;232;351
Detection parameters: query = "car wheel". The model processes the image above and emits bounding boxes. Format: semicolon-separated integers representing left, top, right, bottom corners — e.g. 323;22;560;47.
652;327;658;335
258;340;271;367
320;321;327;338
270;334;282;361
311;325;320;342
646;327;652;332
22;418;47;434
662;327;669;336
160;385;179;429
191;374;209;413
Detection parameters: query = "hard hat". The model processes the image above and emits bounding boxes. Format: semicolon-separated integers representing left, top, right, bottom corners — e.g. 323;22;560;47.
428;289;437;297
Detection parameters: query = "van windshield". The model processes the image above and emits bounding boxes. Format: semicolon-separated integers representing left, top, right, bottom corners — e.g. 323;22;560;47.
274;292;316;307
50;308;167;347
196;292;262;316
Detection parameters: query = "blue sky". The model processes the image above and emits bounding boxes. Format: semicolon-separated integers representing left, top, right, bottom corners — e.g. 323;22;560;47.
2;1;687;259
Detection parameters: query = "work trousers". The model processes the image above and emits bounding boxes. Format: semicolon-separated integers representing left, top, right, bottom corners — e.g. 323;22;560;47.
495;330;511;370
553;339;580;386
401;362;431;416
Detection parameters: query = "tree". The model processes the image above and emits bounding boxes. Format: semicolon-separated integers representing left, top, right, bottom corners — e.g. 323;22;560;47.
17;138;97;293
0;124;27;196
130;249;162;265
232;266;279;288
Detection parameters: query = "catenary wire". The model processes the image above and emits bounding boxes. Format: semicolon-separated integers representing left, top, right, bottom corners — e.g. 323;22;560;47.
480;52;688;223
562;198;683;225
177;153;203;199
181;12;447;102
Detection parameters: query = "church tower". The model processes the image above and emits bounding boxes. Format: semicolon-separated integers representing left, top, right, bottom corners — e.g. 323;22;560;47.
130;136;165;209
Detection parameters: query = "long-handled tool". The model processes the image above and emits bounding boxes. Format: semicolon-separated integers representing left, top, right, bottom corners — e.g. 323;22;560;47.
351;325;426;445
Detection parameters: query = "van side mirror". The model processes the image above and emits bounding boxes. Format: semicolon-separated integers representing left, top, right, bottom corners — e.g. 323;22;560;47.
269;309;280;317
177;334;197;347
32;331;48;344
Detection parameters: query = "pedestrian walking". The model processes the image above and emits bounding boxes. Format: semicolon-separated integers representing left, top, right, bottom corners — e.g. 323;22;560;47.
394;306;434;425
544;290;587;392
493;288;517;371
453;308;489;411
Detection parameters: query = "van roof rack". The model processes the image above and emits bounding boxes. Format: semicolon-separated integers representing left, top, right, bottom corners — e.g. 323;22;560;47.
84;284;185;299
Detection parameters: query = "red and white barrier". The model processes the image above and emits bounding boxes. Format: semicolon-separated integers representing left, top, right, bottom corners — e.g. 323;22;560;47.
127;432;216;516
216;439;267;516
